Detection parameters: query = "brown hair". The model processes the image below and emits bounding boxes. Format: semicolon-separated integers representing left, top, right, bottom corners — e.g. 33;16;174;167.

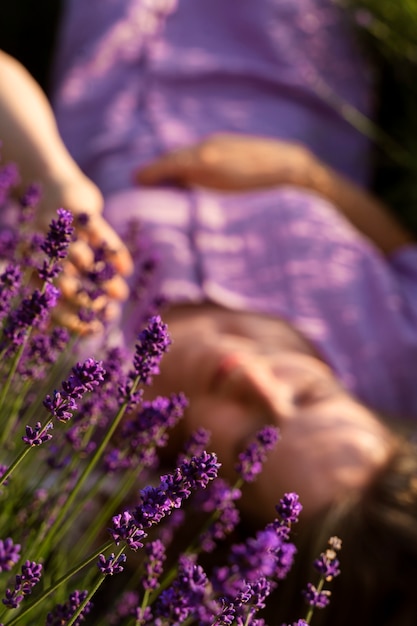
268;436;417;625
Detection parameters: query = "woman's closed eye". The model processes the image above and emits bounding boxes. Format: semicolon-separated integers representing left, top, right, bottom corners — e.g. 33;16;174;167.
294;379;339;405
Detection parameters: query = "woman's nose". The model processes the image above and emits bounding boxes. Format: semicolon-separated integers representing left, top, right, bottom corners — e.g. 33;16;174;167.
214;353;295;420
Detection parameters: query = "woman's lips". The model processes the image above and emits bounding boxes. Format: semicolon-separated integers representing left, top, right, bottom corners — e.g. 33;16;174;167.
209;353;246;392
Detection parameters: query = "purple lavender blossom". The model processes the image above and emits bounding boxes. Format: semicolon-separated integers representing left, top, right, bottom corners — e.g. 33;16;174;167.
302;582;331;609
0;228;18;260
40;208;74;260
19;327;70;379
0;163;19;205
276;492;303;524
2;560;43;609
62;358;106;397
19;183;41;209
177;427;211;464
112;393;187;470
0;263;21;320
3;284;59;347
230;529;281;581
154;555;208;624
142;539;166;591
235;426;279;483
109;511;147;551
43;391;78;423
130;452;219;532
22;421;53;446
107;591;140;625
45;590;93;626
0;465;8;487
274;539;297;580
131;315;171;385
180;451;220;490
0;538;21;572
313;552;341;581
97;552;127;575
194;478;241;552
44;358;105;422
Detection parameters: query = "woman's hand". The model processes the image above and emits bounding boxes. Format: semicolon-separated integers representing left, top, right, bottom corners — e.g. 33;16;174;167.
135;133;313;191
136;132;415;254
36;171;133;334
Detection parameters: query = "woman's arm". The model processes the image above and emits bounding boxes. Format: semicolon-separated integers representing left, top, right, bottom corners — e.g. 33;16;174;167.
0;50;133;331
135;133;415;255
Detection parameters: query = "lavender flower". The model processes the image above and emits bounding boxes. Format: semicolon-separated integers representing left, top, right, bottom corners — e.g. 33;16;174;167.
302;582;331;609
3;284;59;347
19;183;41;210
142;539;166;591
108;393;188;471
235;426;279;482
154;555;209;624
0;538;20;572
274;538;297;580
230;528;281;581
62;358;106;397
109;511;147;551
313;551;341;581
131;315;171;385
177;427;211;464
0;263;21;320
40;208;74;260
2;560;43;609
22;421;53;446
0;163;19;205
194;478;241;552
43;391;78;423
97;553;127;575
44;358;106;422
276;492;303;524
45;590;93;626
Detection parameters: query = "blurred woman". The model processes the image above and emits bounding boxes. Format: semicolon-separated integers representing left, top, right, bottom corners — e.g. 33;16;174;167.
1;1;417;624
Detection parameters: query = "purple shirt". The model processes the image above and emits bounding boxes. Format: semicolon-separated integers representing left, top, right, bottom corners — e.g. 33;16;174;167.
52;0;417;417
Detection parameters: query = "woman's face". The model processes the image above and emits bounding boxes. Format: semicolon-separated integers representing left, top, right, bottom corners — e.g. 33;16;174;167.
150;310;394;520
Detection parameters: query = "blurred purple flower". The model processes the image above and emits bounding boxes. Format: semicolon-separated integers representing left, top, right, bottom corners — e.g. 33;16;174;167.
303;582;331;608
40;208;74;260
276;492;303;524
45;590;93;626
0;538;20;572
235;426;279;483
142;539;166;591
2;560;43;609
131;315;171;385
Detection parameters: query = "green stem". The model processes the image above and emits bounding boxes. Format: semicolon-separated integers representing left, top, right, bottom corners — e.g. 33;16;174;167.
304;576;325;625
0;441;34;486
66;546;126;626
0;344;26;439
4;540;113;626
35;378;140;558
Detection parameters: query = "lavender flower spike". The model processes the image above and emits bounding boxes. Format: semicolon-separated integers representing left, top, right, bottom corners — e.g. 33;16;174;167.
22;421;53;446
97;553;127;575
45;590;93;626
2;560;43;609
0;538;21;572
276;492;303;524
235;425;279;482
132;315;171;385
41;208;74;260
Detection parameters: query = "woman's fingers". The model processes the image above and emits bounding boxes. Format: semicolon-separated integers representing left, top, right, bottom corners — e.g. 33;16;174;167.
75;212;134;277
135;148;196;186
